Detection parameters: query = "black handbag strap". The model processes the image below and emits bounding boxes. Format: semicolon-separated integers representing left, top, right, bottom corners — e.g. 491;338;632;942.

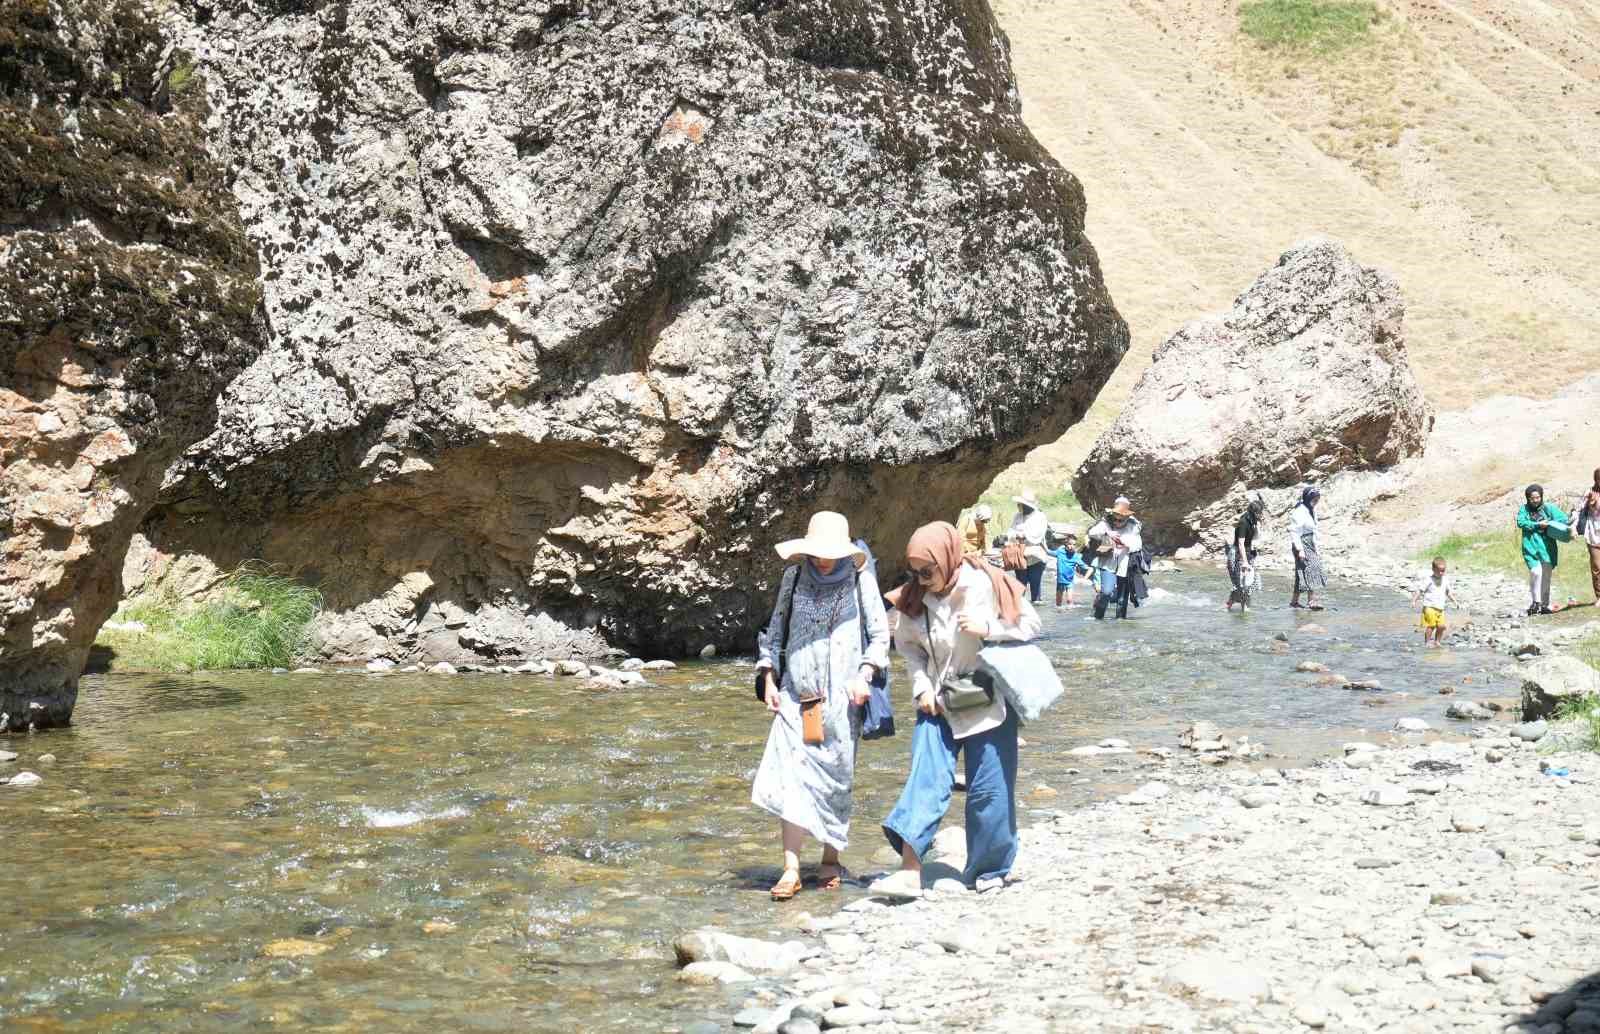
774;566;865;686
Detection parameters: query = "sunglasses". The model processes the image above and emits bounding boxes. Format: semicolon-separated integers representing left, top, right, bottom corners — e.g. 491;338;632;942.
911;564;939;581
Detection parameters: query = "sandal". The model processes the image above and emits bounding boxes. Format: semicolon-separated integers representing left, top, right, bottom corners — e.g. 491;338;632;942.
770;869;802;901
816;863;844;891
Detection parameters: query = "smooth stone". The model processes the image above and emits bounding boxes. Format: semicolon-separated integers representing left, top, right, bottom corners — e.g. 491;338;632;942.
1344;742;1381;754
934;931;981;955
1360;786;1409;807
733;1007;768;1028
426;661;456;675
699;644;717;659
35;753;56;764
554;660;589;676
6;771;42;787
0;751;16;762
1451;813;1488;833
1161;954;1269;1002
789;1003;826;1024
778;1021;822;1034
929;878;968;895
641;659;678;670
1355;857;1398;869
673;929;801;975
364;658;395;672
821;1005;886;1027
1294;1003;1329;1028
1510;720;1549;742
1343;753;1376;770
677;961;754;985
1445;701;1492;720
618;657;645;671
1296;660;1329;673
1240;790;1276;809
1394;718;1429;733
292;667;320;674
1345;678;1384;691
833;988;883;1009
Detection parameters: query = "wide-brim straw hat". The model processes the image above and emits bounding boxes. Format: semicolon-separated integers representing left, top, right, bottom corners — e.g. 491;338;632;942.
776;511;867;568
1107;497;1135;518
1013;490;1041;510
973;504;994;522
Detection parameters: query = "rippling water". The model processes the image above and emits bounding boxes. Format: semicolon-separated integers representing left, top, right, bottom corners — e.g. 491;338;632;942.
0;566;1517;1031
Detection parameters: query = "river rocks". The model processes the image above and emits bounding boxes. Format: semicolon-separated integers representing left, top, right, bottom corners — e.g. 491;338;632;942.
674;929;802;976
0;0;265;728
1161;954;1270;1002
1519;656;1600;721
1296;660;1329;673
677;961;754;986
1451;812;1489;833
1072;237;1429;549
1511;720;1550;742
1361;786;1410;807
5;771;42;788
1395;718;1430;733
262;938;331;959
119;0;1129;667
554;661;590;678
1445;700;1493;720
425;661;457;675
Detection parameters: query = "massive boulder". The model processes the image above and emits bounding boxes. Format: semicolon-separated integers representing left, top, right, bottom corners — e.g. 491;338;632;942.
121;0;1128;662
0;2;263;729
1072;238;1429;551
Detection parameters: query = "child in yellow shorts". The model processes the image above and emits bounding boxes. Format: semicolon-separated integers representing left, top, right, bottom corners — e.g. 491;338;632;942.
1411;556;1459;647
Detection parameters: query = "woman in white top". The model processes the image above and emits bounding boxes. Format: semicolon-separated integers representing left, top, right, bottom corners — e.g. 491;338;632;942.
874;522;1041;896
1006;491;1050;604
1289;487;1327;610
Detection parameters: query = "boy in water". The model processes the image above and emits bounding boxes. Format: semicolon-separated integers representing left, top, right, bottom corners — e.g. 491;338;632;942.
1052;532;1081;608
1411;556;1459;647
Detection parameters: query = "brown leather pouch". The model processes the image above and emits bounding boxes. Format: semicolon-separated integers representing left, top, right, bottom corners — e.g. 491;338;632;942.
1002;542;1027;571
800;698;825;745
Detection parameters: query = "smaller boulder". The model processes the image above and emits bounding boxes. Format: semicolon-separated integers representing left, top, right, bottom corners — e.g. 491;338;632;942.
1445;701;1492;721
1519;656;1600;722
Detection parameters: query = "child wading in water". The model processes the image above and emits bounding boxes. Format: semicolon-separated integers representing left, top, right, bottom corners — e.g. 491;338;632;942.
1052;533;1080;608
1411;556;1459;647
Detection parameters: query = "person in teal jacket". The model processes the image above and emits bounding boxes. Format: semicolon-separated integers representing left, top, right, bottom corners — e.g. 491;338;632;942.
1517;483;1571;616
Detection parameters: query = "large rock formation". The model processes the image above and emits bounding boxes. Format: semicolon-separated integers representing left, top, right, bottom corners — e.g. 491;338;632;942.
0;2;264;729
118;0;1128;663
1073;238;1430;551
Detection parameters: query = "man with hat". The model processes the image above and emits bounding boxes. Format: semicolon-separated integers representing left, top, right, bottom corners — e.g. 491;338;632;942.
1085;497;1144;620
1006;491;1051;604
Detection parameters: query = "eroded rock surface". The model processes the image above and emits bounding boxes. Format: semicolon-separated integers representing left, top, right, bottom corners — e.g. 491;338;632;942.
0;1;263;728
129;0;1128;662
1073;237;1429;550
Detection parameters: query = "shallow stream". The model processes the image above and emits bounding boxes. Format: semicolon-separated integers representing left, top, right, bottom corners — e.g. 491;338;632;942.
0;566;1520;1031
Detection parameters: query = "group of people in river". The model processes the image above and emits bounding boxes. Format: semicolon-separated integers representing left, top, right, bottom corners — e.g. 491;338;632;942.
747;471;1600;901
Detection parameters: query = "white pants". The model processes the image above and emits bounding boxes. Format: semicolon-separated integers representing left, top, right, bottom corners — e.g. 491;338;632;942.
1528;562;1553;608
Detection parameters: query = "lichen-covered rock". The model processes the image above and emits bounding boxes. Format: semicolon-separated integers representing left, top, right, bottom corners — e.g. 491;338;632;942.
0;1;263;728
1073;237;1430;550
126;0;1127;662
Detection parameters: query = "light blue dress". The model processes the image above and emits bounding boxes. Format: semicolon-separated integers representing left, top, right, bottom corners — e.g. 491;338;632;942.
752;563;890;848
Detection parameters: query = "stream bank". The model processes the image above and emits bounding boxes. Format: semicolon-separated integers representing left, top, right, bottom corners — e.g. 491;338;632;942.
683;735;1600;1034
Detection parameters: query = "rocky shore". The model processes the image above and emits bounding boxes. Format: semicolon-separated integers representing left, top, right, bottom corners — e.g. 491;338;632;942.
676;733;1600;1034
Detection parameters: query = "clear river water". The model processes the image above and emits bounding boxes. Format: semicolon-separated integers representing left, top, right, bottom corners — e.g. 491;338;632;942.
0;566;1520;1032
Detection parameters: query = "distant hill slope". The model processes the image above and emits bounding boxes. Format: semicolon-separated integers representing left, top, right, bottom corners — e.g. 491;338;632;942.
989;0;1600;513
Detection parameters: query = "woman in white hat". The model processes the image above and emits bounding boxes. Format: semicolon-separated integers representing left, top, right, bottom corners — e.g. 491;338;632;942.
960;503;994;556
752;511;891;900
1085;497;1144;620
1007;491;1051;603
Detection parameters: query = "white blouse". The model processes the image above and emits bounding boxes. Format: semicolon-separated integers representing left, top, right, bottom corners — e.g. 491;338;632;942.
893;565;1041;738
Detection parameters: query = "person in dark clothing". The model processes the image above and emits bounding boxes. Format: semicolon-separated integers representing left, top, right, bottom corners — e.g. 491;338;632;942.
1226;495;1265;612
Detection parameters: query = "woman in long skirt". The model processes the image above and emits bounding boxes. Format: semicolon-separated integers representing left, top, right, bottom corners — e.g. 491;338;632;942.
1226;495;1264;612
1289;487;1327;610
752;511;890;900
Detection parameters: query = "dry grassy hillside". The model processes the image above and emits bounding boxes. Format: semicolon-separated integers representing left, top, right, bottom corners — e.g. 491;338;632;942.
988;0;1600;510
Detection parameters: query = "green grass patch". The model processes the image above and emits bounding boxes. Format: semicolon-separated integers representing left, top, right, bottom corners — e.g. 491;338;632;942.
1554;689;1600;752
167;61;197;97
961;486;1098;545
1420;529;1593;605
1239;0;1381;53
96;563;321;673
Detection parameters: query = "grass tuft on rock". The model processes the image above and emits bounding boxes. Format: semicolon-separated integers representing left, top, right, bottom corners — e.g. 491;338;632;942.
97;563;321;672
1239;0;1381;54
1554;689;1600;753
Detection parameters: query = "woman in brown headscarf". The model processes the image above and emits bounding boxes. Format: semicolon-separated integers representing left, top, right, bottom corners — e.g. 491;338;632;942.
871;522;1041;898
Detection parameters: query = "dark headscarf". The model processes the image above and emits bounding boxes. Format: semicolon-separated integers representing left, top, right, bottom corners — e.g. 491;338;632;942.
1299;487;1321;514
1240;495;1264;535
886;522;1023;625
1525;483;1547;520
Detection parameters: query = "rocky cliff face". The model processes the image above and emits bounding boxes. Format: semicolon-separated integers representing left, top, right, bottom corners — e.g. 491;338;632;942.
1073;237;1430;551
0;1;264;729
119;0;1128;663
